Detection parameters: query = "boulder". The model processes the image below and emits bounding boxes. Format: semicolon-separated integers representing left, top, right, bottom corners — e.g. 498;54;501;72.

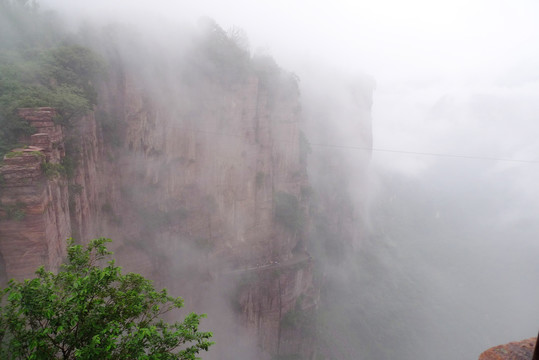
479;337;537;360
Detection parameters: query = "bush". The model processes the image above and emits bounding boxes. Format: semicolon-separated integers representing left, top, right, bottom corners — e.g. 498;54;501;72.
61;155;77;179
41;161;65;179
0;202;26;221
274;191;304;232
95;110;123;148
0;238;213;359
68;184;83;195
4;151;24;158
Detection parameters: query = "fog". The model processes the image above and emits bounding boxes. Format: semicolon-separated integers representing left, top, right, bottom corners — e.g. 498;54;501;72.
28;0;539;358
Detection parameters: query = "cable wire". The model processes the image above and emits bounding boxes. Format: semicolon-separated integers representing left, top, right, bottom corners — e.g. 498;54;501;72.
166;125;539;164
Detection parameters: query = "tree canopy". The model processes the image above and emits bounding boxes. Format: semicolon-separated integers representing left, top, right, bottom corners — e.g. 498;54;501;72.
0;238;213;359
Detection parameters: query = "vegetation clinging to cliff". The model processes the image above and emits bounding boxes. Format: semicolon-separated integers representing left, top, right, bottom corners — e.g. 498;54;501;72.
0;0;103;157
0;238;213;359
186;18;252;84
274;191;304;232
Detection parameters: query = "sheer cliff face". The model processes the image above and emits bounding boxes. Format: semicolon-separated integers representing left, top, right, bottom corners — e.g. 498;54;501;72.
95;61;315;357
0;109;70;281
0;108;109;282
0;27;373;358
116;74;305;267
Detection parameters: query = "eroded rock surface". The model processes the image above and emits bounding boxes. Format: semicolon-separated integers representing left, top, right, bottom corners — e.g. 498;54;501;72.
0;108;69;280
479;337;537;360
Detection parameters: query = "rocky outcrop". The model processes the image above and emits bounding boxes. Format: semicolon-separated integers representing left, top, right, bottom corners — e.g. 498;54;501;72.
479;337;538;360
0;108;70;281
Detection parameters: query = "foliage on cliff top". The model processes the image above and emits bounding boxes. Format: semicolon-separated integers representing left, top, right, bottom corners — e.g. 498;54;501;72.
0;238;213;359
0;0;103;158
188;18;300;95
187;18;251;84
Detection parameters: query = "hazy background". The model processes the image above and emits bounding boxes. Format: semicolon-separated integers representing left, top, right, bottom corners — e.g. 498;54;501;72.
39;0;539;358
40;0;539;170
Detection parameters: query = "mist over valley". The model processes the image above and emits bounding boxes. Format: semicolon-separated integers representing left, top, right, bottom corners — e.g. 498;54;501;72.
1;0;539;359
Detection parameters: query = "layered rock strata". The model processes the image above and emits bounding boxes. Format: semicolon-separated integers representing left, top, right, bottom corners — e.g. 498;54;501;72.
0;108;69;281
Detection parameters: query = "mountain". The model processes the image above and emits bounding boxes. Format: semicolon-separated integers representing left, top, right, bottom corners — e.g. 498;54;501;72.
0;4;373;359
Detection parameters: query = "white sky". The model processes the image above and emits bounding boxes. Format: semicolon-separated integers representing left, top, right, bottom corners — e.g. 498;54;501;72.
42;0;539;76
42;0;539;176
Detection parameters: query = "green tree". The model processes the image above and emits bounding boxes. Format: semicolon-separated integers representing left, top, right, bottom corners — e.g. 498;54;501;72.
0;238;213;359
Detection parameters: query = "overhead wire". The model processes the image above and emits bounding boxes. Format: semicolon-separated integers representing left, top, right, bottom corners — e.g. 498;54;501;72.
310;143;539;163
166;125;539;164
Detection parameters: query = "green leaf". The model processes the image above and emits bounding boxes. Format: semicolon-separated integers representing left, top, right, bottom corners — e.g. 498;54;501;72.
0;238;213;359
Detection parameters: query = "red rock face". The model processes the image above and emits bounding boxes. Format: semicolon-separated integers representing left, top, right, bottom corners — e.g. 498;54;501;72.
18;108;65;162
0;64;372;358
479;337;537;360
90;71;319;358
0;74;318;358
0;108;70;281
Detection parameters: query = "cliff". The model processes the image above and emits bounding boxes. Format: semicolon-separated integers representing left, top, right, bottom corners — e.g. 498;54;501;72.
0;70;316;359
95;65;317;358
0;108;70;281
479;337;538;360
0;24;373;359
